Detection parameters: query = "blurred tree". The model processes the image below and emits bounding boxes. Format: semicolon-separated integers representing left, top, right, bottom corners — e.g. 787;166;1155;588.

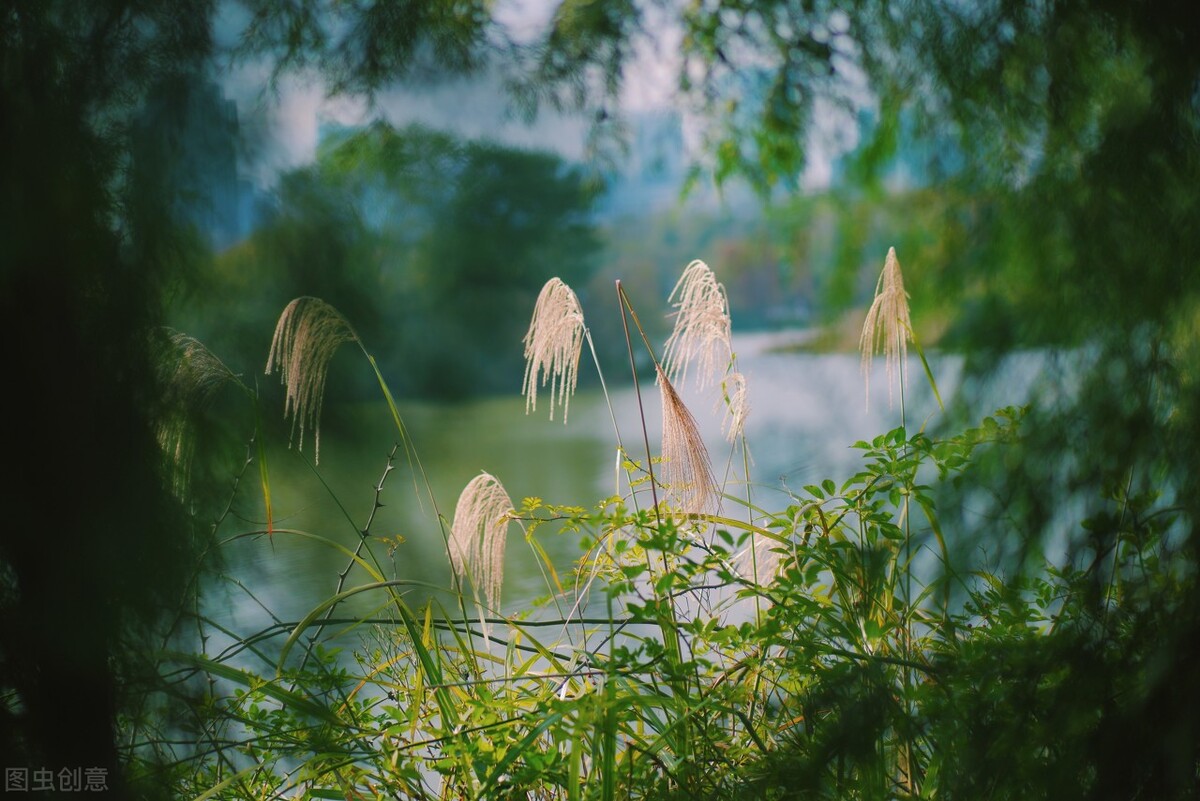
404;133;603;396
0;3;213;796
201;122;602;398
188;167;379;392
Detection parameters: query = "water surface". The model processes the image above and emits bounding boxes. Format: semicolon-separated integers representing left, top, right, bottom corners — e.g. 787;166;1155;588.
206;333;985;641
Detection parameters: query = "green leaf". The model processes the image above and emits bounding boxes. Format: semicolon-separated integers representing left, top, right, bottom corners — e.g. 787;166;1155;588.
477;711;566;797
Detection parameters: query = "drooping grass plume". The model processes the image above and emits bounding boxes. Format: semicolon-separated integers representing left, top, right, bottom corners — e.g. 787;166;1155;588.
860;247;912;410
449;472;519;611
265;297;359;463
720;370;750;443
163;330;242;407
160;331;277;531
663;260;733;390
659;366;718;515
523;277;586;423
158;331;243;495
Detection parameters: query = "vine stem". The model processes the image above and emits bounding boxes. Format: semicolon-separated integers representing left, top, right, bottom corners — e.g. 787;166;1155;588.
297;443;400;673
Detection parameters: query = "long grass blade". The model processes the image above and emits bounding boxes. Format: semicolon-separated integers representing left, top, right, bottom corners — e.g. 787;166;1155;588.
188;765;261;801
477;710;567;797
276;580;444;674
166;651;342;725
906;321;944;412
220;529;386;583
253;396;273;536
600;677;617;801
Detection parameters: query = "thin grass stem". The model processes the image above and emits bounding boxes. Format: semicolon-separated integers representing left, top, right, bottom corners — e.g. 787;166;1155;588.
616;280;661;522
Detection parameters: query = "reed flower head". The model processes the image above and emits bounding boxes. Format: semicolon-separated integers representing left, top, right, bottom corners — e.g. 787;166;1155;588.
659;367;718;515
736;535;785;587
265;297;359;463
163;330;240;407
859;247;912;410
523;278;585;423
450;472;519;611
663;260;732;390
158;331;241;494
720;370;750;443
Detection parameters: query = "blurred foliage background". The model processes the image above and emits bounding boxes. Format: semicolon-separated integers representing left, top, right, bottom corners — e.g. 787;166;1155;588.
2;0;1199;797
181;121;603;398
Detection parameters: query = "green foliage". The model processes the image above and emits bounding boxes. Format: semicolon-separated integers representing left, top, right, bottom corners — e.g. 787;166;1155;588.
237;0;499;94
186;122;601;399
153;296;1196;799
11;1;1198;796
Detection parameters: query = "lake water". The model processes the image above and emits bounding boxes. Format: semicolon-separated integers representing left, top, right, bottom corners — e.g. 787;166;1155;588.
204;332;1014;645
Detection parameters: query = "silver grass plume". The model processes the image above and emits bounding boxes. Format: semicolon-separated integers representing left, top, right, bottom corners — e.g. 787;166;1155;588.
158;331;241;495
523;278;585;423
450;472;519;611
859;247;912;410
720;370;750;443
265;297;358;463
735;535;785;587
659;366;718;515
663;260;733;390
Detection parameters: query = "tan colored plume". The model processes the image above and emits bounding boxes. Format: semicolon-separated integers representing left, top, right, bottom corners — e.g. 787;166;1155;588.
158;331;241;495
659;367;718;515
265;297;359;463
859;247;912;410
164;330;240;408
736;534;785;587
663;260;733;390
720;370;750;443
450;472;519;611
523;278;585;423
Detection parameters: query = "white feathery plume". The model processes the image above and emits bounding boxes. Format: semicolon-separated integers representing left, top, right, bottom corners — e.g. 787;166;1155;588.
659;367;718;515
265;297;358;463
859;247;912;410
720;370;750;443
523;278;586;423
450;472;519;611
663;260;733;390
